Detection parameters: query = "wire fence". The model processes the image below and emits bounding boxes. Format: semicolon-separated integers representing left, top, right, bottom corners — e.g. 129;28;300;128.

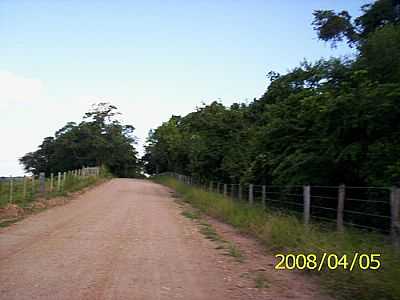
160;172;400;247
0;167;100;208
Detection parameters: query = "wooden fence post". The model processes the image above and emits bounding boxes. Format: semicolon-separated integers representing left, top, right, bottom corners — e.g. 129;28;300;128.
249;184;254;205
209;181;213;192
63;172;67;191
39;172;46;195
262;185;266;209
223;184;227;197
217;182;220;194
50;173;54;192
23;176;27;199
57;172;61;192
337;184;346;232
303;185;311;225
238;184;242;200
9;176;13;203
32;175;35;195
390;186;400;248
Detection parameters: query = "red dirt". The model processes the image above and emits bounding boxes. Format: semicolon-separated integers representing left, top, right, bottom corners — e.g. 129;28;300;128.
0;179;331;300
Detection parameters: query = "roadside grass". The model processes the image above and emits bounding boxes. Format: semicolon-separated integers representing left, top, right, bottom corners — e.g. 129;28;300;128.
199;223;220;241
254;272;269;288
0;166;112;209
0;217;23;228
181;207;245;262
154;176;400;300
0;174;110;228
0;175;103;208
181;210;200;220
226;242;245;262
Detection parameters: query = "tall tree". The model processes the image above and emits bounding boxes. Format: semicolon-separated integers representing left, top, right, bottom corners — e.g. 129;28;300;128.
20;103;140;177
143;1;400;187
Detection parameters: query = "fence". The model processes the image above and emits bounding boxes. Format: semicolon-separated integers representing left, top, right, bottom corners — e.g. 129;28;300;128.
0;166;100;207
161;172;400;247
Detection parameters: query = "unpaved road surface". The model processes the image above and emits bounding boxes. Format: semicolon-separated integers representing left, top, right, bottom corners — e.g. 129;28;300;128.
0;179;328;300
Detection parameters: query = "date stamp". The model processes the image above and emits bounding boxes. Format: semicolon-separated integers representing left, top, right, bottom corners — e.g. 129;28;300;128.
274;253;381;271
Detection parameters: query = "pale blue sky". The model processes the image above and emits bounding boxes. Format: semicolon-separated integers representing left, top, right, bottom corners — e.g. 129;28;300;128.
0;0;369;176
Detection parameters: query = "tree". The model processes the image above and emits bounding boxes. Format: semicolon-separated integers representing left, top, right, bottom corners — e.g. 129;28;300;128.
143;0;400;187
312;0;400;47
20;103;139;177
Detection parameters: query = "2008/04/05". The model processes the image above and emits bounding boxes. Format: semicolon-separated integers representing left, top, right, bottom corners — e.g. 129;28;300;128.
274;253;381;271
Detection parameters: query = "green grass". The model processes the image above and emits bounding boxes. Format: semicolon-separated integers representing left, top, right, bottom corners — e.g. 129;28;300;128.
154;176;400;300
199;222;224;242
226;242;245;262
0;174;106;208
180;205;246;262
181;210;200;220
254;272;269;288
0;217;23;228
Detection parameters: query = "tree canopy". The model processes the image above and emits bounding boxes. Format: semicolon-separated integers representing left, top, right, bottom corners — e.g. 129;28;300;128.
20;103;140;177
143;0;400;187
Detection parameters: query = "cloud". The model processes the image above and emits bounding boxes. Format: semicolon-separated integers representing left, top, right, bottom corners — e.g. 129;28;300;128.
0;70;44;102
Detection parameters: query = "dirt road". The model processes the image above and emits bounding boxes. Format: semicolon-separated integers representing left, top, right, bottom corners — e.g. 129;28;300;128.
0;179;328;300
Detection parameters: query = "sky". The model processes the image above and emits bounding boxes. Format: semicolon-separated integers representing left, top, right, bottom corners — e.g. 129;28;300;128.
0;0;370;176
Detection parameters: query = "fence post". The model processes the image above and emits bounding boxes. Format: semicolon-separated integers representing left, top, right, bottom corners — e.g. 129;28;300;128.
9;176;13;203
57;172;61;192
50;173;54;192
238;184;242;200
23;176;27;199
303;185;311;225
337;184;346;232
223;184;227;197
62;172;67;191
390;186;400;248
217;182;221;194
39;172;46;195
249;184;254;205
209;181;213;192
32;175;35;195
262;185;266;209
39;172;46;194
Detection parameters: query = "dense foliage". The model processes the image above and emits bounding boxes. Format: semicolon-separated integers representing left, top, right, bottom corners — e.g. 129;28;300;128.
143;0;400;186
20;103;140;177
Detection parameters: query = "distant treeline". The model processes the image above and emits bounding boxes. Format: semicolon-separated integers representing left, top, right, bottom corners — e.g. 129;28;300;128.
20;103;140;178
143;0;400;186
